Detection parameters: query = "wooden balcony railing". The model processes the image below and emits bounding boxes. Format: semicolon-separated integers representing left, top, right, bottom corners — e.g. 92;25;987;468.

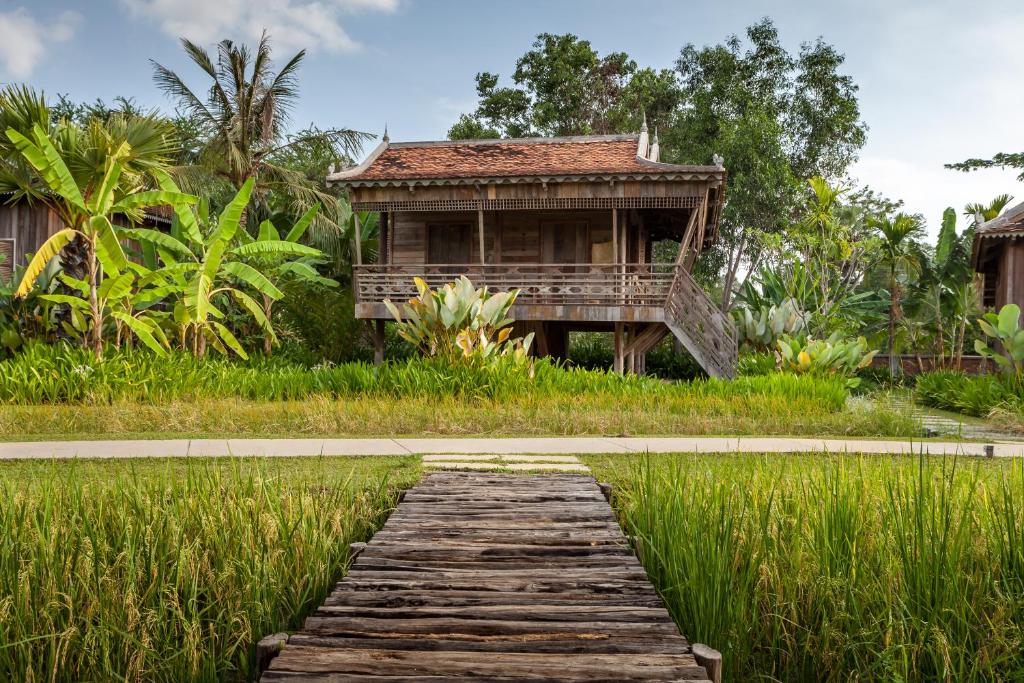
354;263;676;307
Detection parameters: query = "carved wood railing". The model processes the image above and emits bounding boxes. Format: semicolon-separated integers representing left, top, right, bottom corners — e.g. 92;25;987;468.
663;267;738;378
355;264;676;307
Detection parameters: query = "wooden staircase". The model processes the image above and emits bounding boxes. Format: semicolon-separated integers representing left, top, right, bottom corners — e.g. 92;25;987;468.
661;266;737;379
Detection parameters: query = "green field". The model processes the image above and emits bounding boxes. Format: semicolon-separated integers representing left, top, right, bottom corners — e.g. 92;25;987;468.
0;456;419;682
586;452;1024;682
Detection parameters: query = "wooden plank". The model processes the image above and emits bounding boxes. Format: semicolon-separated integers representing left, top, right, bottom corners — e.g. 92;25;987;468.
260;472;712;681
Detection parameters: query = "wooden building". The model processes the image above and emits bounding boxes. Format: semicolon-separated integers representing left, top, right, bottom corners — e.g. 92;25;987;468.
327;124;737;377
0;194;170;282
974;201;1024;310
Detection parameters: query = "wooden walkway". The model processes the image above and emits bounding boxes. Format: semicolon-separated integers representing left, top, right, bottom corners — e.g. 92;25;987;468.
261;472;715;682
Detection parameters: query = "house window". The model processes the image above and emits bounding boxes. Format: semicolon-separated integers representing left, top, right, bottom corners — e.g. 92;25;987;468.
427;223;472;263
0;238;14;282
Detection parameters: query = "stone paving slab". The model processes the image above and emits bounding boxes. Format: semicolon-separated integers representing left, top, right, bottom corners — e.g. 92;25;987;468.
0;436;1021;460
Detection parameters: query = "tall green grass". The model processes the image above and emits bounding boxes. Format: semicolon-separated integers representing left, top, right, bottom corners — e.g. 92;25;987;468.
588;453;1024;682
915;370;1016;417
0;457;418;682
0;342;849;408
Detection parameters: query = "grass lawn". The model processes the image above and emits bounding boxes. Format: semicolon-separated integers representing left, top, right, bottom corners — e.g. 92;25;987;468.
0;392;920;441
585;452;1024;682
0;456;420;683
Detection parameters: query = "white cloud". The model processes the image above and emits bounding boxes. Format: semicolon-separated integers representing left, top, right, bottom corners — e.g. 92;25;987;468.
0;8;80;78
122;0;399;54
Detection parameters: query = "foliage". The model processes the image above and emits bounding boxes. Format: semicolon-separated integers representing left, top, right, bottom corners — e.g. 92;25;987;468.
568;332;703;380
152;33;369;259
449;33;678;138
915;370;1017;417
5;121;193;356
0;456;416;682
384;276;533;365
947;150;1024;182
733;298;807;350
591;453;1024;681
875;211;925;375
777;332;877;386
670;20;868;307
975;303;1024;376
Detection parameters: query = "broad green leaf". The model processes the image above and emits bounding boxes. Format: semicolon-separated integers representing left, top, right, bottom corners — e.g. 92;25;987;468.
38;294;89;309
98;272;134;301
118;228;194;258
152;169;205;244
90;152;126;215
998;304;1020;337
230;289;277;340
212;321;248;359
58;273;90;296
222;262;283;299
284;204;319;243
276;261;338;286
258;219;279;241
112;189;197;213
229;241;321;258
5;126;87;211
92;215;128;275
15;228;78;297
215;177;255;243
111;311;167;355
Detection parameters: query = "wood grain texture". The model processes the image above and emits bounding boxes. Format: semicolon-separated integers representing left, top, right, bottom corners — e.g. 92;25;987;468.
261;472;711;681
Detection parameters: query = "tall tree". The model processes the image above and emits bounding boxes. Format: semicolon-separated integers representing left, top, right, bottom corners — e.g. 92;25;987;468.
448;33;680;139
874;213;924;377
151;33;370;252
668;19;868;308
947;153;1024;181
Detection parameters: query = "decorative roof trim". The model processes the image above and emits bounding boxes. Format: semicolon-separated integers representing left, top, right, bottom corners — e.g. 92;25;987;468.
334;170;725;189
976;200;1024;235
326;138;389;181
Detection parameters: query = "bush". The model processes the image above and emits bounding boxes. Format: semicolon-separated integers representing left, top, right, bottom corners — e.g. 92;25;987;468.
915;370;1018;417
568;332;703;381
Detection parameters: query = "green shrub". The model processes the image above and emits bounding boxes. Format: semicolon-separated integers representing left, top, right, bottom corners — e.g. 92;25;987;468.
915;370;1017;417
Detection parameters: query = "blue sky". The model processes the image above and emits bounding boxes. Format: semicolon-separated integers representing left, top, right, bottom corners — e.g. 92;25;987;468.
1;0;1022;236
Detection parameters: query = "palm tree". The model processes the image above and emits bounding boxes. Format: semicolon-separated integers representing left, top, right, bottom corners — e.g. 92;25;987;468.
965;194;1014;228
875;213;924;377
151;33;370;251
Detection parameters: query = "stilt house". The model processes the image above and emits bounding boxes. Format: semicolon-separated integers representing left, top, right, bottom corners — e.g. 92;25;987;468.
327;123;737;377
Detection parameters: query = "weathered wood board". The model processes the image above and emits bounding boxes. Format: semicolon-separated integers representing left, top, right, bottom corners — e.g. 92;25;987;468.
261;472;711;682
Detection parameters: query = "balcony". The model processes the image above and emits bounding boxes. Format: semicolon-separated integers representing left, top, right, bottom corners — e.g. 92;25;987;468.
354;263;677;322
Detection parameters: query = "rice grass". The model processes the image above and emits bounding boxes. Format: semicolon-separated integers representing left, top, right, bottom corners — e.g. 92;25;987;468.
586;453;1024;682
0;456;419;682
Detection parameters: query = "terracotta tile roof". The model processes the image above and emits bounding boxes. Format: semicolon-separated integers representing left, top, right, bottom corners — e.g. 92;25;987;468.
331;135;718;184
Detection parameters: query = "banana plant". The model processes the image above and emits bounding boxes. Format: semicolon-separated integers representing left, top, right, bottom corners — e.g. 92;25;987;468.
6;123;194;356
121;178;320;358
975;303;1024;377
234;204;338;354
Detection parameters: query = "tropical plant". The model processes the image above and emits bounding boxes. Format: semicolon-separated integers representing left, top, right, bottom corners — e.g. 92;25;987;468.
874;212;924;377
384;276;534;365
237;205;338;353
4;124;193;356
777;332;877;386
975;304;1024;378
152;33;369;250
122;179;321;358
733;298;807;350
964;194;1014;227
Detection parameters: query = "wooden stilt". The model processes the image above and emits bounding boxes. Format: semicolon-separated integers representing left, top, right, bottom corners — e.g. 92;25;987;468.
353;212;363;265
373;319;385;365
613;323;624;374
478;209;486;265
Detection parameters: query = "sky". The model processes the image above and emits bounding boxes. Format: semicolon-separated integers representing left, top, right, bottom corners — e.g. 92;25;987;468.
1;0;1022;237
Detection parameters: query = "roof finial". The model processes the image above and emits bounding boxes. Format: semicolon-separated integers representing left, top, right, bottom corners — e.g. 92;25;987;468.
637;112;650;158
382;123;389;143
713;153;724;168
648;127;660;162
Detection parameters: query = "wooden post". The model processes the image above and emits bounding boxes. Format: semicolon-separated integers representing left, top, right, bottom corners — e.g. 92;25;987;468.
379;212;389;265
692;644;722;683
478;209;486;265
353;212;362;265
614;323;624;374
372;319;385;365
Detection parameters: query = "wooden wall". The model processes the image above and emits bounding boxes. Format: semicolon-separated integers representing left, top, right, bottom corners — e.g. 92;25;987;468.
351;179;715;205
388;210;637;265
0;202;63;279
